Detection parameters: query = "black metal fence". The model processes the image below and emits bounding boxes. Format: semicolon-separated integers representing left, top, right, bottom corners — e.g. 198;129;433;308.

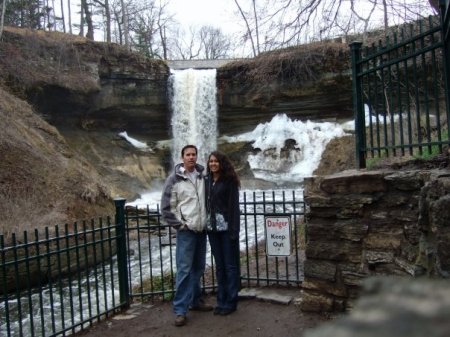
124;190;305;301
350;11;450;168
0;190;305;336
0;216;127;337
442;0;450;115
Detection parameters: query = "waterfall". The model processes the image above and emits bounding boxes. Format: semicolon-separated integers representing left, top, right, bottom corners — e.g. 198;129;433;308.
167;68;348;187
169;69;218;167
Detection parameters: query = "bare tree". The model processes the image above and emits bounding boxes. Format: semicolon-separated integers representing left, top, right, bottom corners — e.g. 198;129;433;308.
158;17;167;59
168;24;234;60
232;0;437;54
131;1;159;56
156;0;173;60
171;26;202;59
59;0;65;32
234;0;258;56
199;26;231;59
349;0;377;41
93;0;112;42
120;0;129;47
80;0;94;39
67;0;72;33
79;1;84;36
112;0;173;58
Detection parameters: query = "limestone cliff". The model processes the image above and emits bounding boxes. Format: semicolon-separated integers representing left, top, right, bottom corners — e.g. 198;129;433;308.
0;86;113;236
0;27;172;236
217;42;353;135
0;27;172;204
1;27;170;141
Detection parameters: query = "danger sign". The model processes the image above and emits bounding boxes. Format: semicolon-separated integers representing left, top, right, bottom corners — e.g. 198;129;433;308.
265;215;291;256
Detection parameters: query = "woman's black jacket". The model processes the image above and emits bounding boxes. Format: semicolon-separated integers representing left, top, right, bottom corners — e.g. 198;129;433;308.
205;175;240;240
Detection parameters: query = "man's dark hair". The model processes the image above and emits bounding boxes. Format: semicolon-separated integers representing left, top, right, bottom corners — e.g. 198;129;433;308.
181;145;198;157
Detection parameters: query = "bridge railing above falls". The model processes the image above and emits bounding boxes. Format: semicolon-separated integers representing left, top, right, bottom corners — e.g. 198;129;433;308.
166;58;243;69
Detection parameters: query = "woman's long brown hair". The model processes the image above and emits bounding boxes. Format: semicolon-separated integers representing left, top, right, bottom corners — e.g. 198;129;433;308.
207;151;241;188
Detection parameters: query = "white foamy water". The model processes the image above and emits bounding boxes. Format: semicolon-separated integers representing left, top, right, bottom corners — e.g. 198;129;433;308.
127;190;163;208
222;113;347;183
169;69;218;167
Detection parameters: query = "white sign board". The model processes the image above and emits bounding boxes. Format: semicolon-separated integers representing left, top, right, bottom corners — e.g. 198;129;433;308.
265;215;291;256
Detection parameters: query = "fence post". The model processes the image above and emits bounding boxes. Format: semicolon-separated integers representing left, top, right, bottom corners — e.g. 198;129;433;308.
114;197;130;309
350;41;366;169
440;0;450;143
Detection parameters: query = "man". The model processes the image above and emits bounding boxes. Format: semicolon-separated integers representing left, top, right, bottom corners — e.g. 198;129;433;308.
161;144;212;327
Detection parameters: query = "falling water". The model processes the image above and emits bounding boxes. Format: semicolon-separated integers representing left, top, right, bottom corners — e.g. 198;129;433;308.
169;69;218;166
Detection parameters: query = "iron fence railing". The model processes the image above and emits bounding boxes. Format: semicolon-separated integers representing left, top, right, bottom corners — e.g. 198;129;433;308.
351;14;450;168
0;216;127;337
124;190;305;300
1;190;305;336
239;190;305;288
441;0;450;118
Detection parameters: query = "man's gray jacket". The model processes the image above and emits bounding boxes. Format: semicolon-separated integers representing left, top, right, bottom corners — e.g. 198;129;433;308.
160;163;207;232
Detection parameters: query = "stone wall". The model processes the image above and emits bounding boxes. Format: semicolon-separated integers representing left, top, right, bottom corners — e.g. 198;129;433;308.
300;169;450;312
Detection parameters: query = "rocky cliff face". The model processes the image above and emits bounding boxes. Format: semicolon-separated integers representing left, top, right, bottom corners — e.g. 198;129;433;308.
217;42;353;135
2;28;171;141
0;27;172;202
0;86;113;235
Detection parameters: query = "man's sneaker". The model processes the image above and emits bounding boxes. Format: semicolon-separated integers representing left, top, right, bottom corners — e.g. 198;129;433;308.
190;300;213;312
174;315;186;327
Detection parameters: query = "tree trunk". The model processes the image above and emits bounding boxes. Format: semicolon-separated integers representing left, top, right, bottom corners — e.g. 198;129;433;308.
234;0;257;57
120;0;129;48
67;0;72;34
158;18;167;59
0;0;7;40
105;0;111;43
252;0;260;55
382;0;389;33
79;0;84;36
60;0;66;33
82;0;94;40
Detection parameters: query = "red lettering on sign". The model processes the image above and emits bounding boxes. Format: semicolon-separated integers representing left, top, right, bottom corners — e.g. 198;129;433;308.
267;219;288;230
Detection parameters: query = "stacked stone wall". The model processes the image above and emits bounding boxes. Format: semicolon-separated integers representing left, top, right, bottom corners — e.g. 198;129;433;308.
301;169;450;312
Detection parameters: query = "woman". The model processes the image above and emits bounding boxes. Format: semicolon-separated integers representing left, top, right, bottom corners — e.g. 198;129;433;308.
205;150;241;316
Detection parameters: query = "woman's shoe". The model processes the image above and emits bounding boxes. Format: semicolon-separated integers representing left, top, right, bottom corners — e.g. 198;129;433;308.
219;308;236;316
190;299;213;312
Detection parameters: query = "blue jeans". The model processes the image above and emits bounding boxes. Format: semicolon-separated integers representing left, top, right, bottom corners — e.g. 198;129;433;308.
173;229;207;315
208;231;240;310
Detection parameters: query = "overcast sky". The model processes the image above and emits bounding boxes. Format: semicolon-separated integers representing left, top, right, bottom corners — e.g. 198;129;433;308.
167;0;239;34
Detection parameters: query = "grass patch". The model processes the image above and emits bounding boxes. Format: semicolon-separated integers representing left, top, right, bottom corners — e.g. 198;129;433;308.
132;272;175;302
413;130;449;160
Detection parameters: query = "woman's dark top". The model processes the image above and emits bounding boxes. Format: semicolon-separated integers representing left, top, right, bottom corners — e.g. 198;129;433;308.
205;175;240;240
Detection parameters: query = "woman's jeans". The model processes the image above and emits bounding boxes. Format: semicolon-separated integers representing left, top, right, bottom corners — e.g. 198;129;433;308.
173;229;207;315
208;231;240;310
